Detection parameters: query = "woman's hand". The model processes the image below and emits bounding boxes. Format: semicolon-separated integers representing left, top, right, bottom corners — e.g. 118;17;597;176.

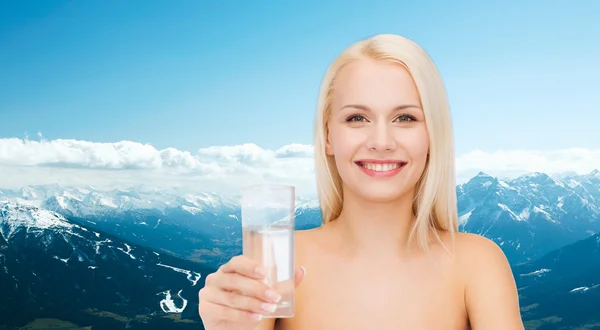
198;255;306;330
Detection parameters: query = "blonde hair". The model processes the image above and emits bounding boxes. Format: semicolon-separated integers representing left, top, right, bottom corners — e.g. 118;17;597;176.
313;34;459;253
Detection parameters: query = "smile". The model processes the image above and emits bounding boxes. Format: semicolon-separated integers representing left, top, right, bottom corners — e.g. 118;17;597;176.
355;160;407;177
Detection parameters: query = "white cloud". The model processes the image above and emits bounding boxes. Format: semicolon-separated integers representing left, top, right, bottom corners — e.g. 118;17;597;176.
0;137;598;197
455;148;600;183
0;137;316;197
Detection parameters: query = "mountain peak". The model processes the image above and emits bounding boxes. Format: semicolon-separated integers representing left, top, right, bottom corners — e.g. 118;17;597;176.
463;171;497;187
512;171;552;183
0;201;74;242
476;171;492;178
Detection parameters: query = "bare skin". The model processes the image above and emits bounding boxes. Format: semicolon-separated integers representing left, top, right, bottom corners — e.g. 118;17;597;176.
274;227;467;330
199;56;524;330
262;227;523;330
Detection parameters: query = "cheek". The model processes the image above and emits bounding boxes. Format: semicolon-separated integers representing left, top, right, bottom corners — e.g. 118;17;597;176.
328;127;361;157
403;128;430;160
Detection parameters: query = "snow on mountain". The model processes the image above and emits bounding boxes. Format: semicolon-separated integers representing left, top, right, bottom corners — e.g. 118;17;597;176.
0;201;75;242
0;201;213;329
0;184;321;217
1;169;599;266
0;184;239;219
1;170;599;329
457;170;600;263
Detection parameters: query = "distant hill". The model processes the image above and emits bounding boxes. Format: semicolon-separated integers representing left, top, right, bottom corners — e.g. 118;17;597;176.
514;232;600;329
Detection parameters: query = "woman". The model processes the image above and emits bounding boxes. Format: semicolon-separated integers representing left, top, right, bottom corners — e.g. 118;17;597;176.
198;34;524;330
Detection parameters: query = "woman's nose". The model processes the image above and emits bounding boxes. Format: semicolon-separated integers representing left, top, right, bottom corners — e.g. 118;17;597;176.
366;122;396;152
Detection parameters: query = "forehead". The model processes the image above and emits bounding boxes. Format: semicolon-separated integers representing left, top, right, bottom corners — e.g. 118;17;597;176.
331;58;421;108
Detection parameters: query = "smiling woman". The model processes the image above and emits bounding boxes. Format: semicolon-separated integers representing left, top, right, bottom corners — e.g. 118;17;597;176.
336;103;418;179
323;56;431;212
198;33;525;330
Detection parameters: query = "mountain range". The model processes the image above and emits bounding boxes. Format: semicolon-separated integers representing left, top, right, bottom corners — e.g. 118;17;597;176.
1;169;599;329
0;201;213;329
458;170;600;264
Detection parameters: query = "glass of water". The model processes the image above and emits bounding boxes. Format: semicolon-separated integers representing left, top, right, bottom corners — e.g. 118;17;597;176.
241;184;296;318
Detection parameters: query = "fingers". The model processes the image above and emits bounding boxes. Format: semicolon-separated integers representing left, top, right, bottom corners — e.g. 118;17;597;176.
294;266;306;287
214;304;264;322
199;295;264;323
198;255;308;326
219;255;268;280
201;285;279;315
208;272;282;304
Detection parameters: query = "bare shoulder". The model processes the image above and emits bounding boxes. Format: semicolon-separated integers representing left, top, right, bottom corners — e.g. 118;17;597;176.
294;226;325;252
452;232;524;330
452;232;516;282
452;231;507;261
294;227;317;242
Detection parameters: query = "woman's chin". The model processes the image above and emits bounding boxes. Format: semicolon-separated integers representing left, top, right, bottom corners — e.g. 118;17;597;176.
349;186;415;204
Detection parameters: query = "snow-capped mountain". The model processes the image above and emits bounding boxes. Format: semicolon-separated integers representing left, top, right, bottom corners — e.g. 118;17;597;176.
0;184;318;220
457;171;600;264
1;170;600;329
0;184;239;218
1;170;599;266
0;201;213;329
0;185;246;267
0;185;323;268
514;232;600;329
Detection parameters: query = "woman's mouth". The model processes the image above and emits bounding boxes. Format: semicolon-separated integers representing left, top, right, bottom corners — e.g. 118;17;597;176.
355;160;407;177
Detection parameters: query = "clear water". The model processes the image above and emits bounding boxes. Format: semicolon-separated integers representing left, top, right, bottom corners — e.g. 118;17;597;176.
243;224;295;318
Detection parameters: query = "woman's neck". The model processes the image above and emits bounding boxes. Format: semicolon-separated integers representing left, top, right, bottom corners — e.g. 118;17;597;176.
328;187;419;260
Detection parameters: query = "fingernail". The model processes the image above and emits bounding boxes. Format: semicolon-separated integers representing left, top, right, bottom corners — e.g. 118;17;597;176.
261;303;277;313
265;289;281;303
300;266;306;276
255;266;267;277
250;313;263;321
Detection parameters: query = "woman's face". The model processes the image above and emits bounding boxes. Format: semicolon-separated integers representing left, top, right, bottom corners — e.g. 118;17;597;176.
326;58;430;203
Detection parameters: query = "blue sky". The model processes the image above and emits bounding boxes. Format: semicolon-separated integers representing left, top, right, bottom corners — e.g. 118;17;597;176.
1;0;599;157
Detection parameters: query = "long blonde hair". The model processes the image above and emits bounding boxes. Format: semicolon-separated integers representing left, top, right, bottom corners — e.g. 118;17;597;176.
313;34;459;253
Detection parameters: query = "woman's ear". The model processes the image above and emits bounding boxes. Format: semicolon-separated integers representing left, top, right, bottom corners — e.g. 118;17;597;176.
325;143;333;156
325;131;333;156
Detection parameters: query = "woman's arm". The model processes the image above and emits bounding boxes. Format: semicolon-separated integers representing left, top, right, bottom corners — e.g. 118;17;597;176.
461;233;525;330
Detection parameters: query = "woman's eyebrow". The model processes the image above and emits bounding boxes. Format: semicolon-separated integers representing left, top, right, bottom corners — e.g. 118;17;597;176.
339;104;422;112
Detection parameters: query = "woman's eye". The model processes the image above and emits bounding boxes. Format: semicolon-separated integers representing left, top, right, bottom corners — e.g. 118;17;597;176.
347;115;366;122
396;114;416;122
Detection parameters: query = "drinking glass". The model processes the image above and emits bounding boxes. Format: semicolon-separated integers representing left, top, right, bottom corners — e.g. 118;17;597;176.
241;184;296;318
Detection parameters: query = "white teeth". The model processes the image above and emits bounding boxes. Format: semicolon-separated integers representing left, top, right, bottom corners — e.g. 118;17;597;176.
360;163;402;172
